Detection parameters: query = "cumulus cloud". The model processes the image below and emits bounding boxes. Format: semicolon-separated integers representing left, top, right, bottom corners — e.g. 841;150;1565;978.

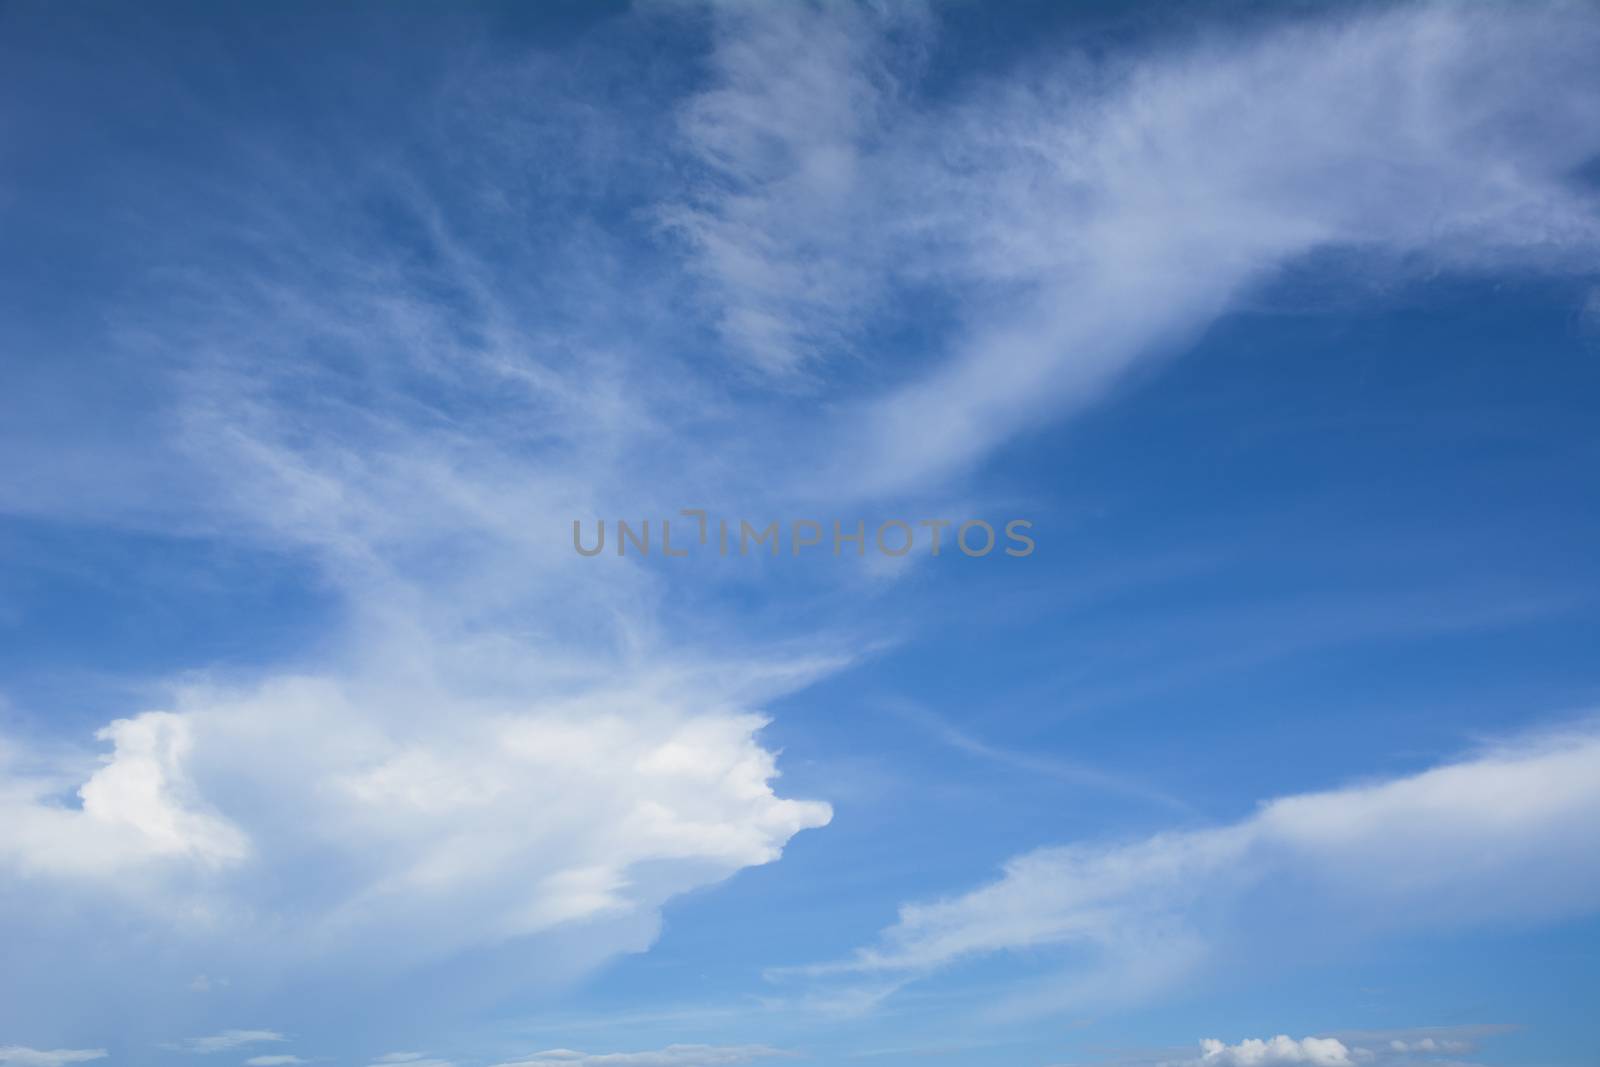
0;666;832;981
1159;1029;1492;1067
1385;1039;1470;1055
796;723;1600;1014
1188;1036;1356;1067
0;712;247;880
493;1046;789;1067
0;1050;107;1067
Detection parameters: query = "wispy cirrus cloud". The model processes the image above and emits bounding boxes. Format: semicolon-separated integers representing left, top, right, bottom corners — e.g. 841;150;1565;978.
668;2;1600;496
666;0;930;379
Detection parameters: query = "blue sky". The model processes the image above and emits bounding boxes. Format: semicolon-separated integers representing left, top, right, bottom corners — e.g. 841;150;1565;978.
2;2;1599;1067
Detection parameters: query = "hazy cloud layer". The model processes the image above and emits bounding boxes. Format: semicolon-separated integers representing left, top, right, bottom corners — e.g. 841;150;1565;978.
0;1051;107;1067
494;1046;789;1067
168;1032;285;1055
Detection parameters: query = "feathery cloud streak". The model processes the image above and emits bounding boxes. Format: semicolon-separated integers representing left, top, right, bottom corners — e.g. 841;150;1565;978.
672;3;1600;493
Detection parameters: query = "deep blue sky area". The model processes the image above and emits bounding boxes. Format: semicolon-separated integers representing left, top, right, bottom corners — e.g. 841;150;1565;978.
1;3;1598;1067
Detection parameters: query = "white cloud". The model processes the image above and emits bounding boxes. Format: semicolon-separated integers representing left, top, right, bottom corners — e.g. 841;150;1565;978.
1158;1029;1491;1067
0;664;832;981
2;0;1597;1043
797;722;1600;1014
667;0;930;377
1386;1039;1471;1055
246;1058;308;1066
493;1045;789;1067
0;3;837;996
671;2;1600;494
1187;1036;1356;1067
0;1050;107;1067
859;0;1600;492
172;1031;285;1054
0;712;247;880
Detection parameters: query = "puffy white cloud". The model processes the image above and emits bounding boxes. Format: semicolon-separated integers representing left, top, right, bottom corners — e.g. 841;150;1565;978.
800;723;1600;1014
1192;1036;1356;1067
0;664;832;980
1161;1030;1489;1067
0;1050;107;1067
0;712;247;880
493;1046;789;1067
1385;1039;1470;1055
